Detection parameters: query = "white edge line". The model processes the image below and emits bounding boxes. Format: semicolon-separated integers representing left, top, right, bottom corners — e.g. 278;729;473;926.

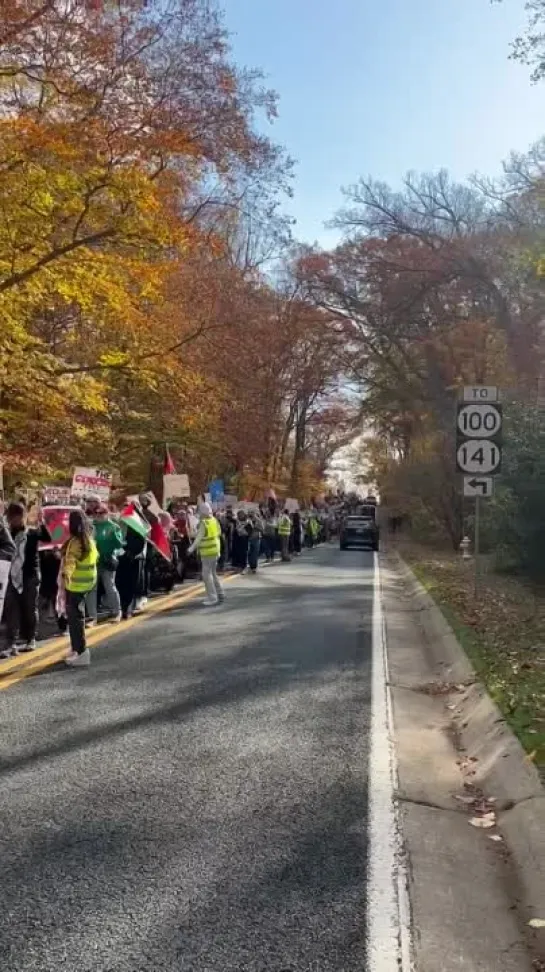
367;552;414;972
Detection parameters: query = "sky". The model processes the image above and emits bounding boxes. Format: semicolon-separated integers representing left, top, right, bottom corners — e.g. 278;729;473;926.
224;0;544;246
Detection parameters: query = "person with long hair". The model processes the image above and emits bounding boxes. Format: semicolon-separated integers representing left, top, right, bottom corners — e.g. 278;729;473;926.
62;509;98;667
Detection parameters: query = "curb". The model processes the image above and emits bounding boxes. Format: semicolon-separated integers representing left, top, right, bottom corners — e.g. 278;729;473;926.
388;551;545;957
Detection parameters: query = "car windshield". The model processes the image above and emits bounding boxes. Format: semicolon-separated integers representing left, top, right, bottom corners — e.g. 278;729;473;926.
358;505;376;520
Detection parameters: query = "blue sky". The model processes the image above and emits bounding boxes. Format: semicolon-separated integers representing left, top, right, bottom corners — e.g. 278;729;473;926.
224;0;544;245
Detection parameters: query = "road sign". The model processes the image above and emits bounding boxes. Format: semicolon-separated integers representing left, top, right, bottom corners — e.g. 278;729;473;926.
463;476;494;498
457;403;502;439
456;439;501;474
463;385;498;403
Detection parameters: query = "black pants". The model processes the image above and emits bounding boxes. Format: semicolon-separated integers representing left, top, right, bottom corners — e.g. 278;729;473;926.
4;578;39;646
66;590;86;655
116;557;144;617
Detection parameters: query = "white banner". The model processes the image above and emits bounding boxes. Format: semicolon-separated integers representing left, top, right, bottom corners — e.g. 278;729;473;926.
163;474;190;500
0;560;10;623
285;497;299;512
71;467;112;502
43;485;72;505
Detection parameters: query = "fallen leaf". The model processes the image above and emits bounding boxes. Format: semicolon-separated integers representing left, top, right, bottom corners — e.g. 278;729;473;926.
528;918;545;929
469;813;496;829
454;794;475;805
488;834;503;842
526;750;537;763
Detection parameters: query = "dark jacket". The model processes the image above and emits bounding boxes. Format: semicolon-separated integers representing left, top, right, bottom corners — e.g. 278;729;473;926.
10;525;49;582
0;520;15;562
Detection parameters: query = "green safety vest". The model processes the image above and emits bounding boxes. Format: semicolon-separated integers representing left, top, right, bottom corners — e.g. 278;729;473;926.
66;538;99;593
199;517;221;558
278;515;291;537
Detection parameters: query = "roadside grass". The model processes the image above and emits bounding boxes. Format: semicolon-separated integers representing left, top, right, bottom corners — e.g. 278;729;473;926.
401;543;545;771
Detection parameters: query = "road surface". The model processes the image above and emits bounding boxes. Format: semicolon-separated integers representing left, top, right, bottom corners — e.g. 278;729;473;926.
0;547;376;972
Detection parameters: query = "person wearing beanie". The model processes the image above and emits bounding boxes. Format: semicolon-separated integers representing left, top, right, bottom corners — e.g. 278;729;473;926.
187;502;224;606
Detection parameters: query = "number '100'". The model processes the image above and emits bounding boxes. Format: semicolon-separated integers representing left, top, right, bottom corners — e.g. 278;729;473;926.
460;410;499;433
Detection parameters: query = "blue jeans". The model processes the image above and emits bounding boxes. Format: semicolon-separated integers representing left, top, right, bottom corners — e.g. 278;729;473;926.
248;537;261;571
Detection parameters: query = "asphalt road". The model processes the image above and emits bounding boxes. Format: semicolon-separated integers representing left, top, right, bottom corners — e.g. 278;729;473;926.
0;546;374;972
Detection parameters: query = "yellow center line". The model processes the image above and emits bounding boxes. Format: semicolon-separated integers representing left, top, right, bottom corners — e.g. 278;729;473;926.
0;573;239;691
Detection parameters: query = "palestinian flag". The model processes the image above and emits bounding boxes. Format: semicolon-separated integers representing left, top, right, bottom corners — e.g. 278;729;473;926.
120;504;150;539
149;520;172;562
163;445;176;475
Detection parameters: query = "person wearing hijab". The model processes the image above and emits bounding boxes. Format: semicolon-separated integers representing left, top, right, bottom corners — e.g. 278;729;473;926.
62;509;98;667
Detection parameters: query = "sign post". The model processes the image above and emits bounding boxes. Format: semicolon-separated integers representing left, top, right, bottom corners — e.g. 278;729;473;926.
456;387;502;594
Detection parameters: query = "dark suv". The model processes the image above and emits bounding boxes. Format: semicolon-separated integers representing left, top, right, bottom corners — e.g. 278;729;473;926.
339;506;379;551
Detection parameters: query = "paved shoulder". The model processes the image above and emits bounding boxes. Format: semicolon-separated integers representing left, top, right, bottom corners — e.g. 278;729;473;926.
0;548;374;972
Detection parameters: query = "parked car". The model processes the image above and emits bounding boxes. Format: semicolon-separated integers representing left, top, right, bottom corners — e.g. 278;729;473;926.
339;508;379;551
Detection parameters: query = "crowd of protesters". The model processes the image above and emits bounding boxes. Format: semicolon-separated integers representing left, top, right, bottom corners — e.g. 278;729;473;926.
0;491;339;668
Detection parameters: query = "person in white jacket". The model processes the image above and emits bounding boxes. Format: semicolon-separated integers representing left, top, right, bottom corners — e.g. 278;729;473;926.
187;503;225;606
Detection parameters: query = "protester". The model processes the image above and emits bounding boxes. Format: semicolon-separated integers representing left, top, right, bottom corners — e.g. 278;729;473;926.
62;509;98;667
292;509;303;556
231;510;250;571
86;502;124;623
262;512;277;562
171;504;190;580
187;503;224;606
0;503;44;658
116;519;147;619
278;509;292;562
224;507;236;565
247;512;264;573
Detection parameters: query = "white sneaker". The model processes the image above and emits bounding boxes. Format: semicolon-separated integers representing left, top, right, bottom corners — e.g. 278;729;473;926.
65;648;91;667
202;598;218;606
20;639;37;653
133;598;146;614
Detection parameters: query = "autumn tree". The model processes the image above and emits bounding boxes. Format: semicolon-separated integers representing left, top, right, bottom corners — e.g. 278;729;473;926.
298;143;544;546
0;0;292;480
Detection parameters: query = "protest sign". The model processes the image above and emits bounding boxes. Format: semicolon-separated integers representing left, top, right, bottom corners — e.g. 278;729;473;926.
163;474;190;501
43;485;71;505
238;501;260;513
285;497;299;513
224;494;238;508
71;467;111;502
208;479;224;502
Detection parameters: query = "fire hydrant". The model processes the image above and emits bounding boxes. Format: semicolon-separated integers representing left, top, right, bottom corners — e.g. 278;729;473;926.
460;536;472;560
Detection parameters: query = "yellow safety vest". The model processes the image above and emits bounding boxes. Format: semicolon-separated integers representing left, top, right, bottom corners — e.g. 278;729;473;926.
199;517;221;558
65;538;99;593
278;515;291;537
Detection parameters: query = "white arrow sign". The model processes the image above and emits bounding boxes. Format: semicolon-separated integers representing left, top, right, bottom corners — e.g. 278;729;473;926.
456;439;501;475
463;476;494;498
457;403;502;439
